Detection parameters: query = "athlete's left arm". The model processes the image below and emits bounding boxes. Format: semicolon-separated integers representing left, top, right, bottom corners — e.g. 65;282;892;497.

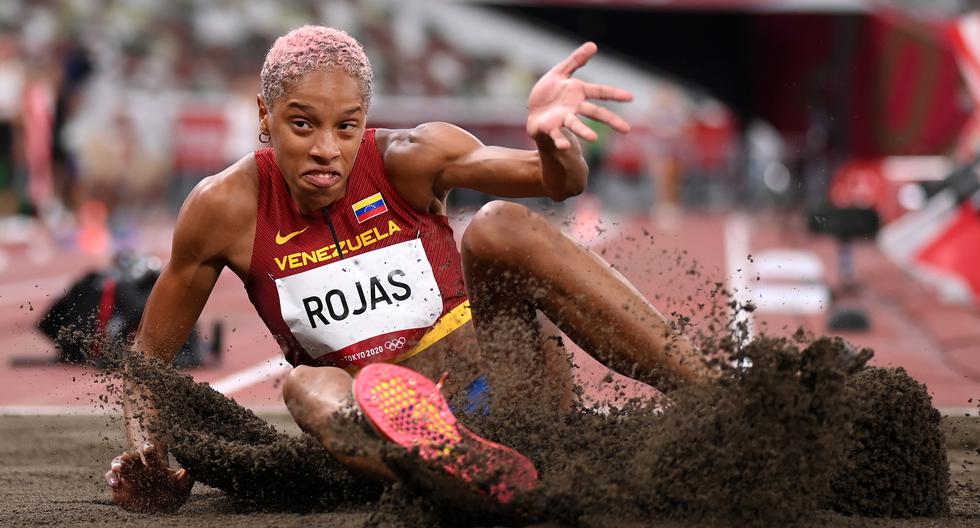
389;43;633;204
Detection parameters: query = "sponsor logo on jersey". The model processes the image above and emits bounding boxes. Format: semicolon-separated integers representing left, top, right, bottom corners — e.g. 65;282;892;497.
275;226;309;245
274;220;402;271
352;192;388;223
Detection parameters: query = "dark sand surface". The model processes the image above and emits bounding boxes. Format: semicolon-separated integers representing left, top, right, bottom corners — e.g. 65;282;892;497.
4;307;976;527
1;413;977;527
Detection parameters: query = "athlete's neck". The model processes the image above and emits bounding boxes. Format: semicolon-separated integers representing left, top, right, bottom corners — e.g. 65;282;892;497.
289;187;347;215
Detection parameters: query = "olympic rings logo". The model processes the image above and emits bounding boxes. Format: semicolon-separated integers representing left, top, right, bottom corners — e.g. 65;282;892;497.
384;337;407;351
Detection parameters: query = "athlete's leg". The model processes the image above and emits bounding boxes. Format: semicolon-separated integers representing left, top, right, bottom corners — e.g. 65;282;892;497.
461;200;712;396
537;316;576;410
282;365;396;481
408;312;573;415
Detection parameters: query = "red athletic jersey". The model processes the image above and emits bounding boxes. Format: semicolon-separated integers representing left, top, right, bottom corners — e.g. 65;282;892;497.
245;129;468;368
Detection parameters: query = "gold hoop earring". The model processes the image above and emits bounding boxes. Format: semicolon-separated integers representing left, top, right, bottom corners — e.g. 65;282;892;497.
259;130;271;144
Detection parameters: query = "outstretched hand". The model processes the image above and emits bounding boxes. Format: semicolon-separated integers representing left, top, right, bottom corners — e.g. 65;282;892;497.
104;442;193;513
526;42;633;149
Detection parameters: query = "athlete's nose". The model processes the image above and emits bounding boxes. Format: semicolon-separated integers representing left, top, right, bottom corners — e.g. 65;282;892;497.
310;130;341;162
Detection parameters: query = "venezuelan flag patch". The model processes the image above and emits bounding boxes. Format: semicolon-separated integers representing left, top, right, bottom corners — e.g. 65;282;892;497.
352;192;388;223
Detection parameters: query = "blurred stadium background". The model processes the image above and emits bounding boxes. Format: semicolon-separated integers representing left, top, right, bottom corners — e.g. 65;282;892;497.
1;0;979;414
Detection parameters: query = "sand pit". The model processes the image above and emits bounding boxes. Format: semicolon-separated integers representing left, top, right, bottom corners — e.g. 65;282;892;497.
0;413;978;527
9;252;978;527
4;332;976;528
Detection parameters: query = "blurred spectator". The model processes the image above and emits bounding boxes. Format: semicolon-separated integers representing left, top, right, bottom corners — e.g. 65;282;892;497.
0;32;25;215
0;0;646;236
648;86;692;228
223;72;261;169
52;37;93;212
169;101;227;212
597;124;653;216
479;54;534;98
419;25;472;96
683;98;738;208
21;55;56;216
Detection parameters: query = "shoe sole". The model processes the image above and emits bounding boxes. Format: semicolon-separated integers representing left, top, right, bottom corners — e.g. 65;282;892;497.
353;363;537;503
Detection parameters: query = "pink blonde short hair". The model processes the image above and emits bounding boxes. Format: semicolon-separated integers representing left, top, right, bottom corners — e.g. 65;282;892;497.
260;25;373;110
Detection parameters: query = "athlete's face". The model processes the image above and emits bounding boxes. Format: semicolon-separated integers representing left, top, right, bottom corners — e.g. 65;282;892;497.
258;68;366;213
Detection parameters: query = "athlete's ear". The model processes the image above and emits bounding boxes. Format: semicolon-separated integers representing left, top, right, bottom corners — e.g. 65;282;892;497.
257;94;270;131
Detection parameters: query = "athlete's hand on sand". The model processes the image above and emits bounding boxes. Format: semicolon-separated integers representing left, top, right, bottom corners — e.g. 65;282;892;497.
104;442;193;513
526;42;633;149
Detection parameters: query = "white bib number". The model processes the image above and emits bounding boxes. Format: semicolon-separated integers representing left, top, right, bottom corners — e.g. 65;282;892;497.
276;239;442;359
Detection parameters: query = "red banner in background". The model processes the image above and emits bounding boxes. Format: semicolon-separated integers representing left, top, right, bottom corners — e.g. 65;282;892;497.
948;13;980;161
749;12;968;157
915;200;980;303
849;14;969;157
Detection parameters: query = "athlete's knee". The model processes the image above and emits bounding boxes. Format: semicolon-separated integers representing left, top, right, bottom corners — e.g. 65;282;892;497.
282;365;311;401
283;366;352;419
284;365;320;393
462;200;545;260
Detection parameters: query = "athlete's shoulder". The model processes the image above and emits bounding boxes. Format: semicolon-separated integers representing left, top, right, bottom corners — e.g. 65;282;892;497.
174;154;258;254
376;123;476;152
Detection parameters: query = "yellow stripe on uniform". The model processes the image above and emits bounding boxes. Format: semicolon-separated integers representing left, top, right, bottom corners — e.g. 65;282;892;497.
394;300;472;364
352;192;384;212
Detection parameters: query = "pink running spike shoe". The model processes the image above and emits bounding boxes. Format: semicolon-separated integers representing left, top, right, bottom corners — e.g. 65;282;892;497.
353;363;538;504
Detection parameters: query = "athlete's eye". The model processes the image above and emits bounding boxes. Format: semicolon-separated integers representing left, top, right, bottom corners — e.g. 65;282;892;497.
339;122;358;132
290;119;312;130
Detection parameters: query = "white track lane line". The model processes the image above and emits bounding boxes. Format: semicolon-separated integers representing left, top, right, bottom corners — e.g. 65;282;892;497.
0;404;290;416
0;357;293;415
724;214;754;347
208;355;292;396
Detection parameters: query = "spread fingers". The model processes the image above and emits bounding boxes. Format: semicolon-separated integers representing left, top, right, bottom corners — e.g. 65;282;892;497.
564;113;598;142
583;82;633;103
579;102;631;134
552;42;598;77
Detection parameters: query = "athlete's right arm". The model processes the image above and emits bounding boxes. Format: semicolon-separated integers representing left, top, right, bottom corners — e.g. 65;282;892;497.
107;173;241;512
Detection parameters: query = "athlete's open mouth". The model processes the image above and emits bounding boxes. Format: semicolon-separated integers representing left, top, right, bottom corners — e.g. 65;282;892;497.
302;169;342;188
